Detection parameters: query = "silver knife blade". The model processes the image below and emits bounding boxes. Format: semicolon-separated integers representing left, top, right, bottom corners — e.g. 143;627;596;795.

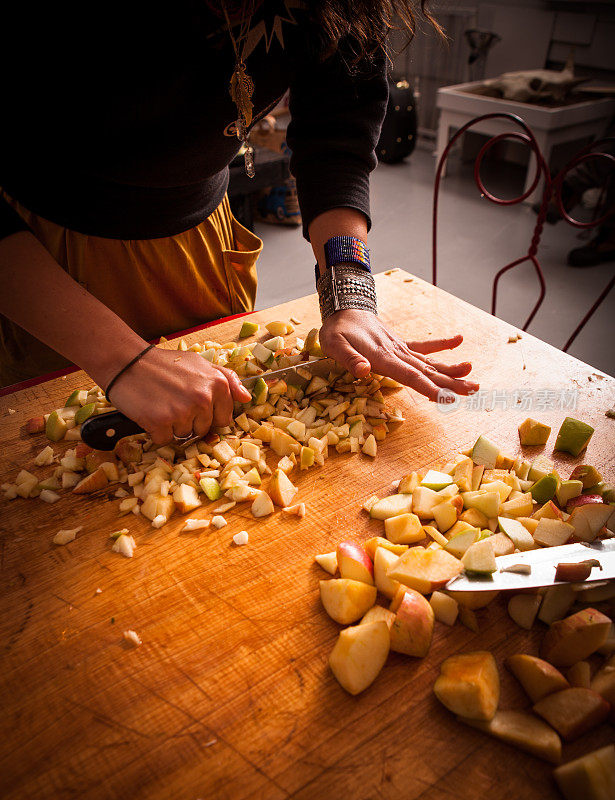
445;539;615;593
239;357;340;390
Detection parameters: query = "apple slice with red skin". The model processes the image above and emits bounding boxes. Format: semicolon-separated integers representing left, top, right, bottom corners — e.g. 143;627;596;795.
336;541;374;585
566;494;604;513
389;587;434;657
505;654;569;703
541;607;612;667
26;416;46;434
533;687;610;741
567;504;614;542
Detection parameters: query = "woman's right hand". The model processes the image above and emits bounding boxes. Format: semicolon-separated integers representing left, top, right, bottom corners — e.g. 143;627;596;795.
108;346;253;444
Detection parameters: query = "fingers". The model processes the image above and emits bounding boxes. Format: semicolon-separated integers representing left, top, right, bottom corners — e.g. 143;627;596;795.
193;404;213;438
324;334;371;378
421;358;473;378
150;424;175;445
219;366;252;403
405;334;463;355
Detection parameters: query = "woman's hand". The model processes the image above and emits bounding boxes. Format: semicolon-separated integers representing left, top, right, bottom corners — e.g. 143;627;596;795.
319;309;479;401
109;347;252;444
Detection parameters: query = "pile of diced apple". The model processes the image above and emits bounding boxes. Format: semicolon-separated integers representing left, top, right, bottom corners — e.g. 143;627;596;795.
2;324;404;538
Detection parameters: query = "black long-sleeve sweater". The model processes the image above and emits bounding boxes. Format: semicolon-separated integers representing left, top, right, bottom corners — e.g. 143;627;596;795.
0;2;387;242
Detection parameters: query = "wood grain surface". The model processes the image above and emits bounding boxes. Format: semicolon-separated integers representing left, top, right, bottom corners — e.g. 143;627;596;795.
1;270;614;800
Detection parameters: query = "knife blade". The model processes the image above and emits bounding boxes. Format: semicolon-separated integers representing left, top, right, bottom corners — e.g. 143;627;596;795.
445;539;615;593
79;357;339;451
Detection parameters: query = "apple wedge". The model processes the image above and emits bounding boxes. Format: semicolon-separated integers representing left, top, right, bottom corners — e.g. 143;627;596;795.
567;661;591;689
251;490;275;518
384;512;424;544
364;537;408;560
553;744;615;800
444;529;480;559
500;493;534;517
590;655;615;705
533;687;610;741
556;479;583;507
172;483;201;514
268;469;298;507
387;547;463;594
541;608;612;667
554;416;594;457
373;547;401;599
360;605;396;630
432;500;459;533
446;589;499;610
314;552;337;575
389;588;434;657
505;654;569;703
319;579;377;624
411;486;442;519
567;504;613;542
538;584;576;626
433;651;499;721
462;538;496;575
462;490;500;519
336;541;374;585
508;594;542;630
459;710;561;764
430;591;458;626
518;417;551;446
73;467;108;494
329;620;390;695
533;517;574;548
370;494;413;520
471;435;499;469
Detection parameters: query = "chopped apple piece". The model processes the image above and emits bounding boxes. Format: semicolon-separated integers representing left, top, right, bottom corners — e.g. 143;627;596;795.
458;605;480;632
553;744;615;800
319;579;377;624
532;499;564;521
432;500;458;533
73;467;108;494
569;464;602;489
567;661;591;689
462;490;500;519
373;547;401;599
329;621;390;695
283;502;305;517
590;655;615;704
361;434;377;458
460;710;561;764
555;417;594;457
506;654;569;702
53;527;82;545
567;504;613;542
251;490;275;518
533;687;610;741
533;518;574;547
446;589;499;610
444;529;480;559
387;547;463;594
364;537;408;560
172;483;201;514
538;585;576;625
541;608;612;667
489;532;515;556
369;494;414;520
384;512;424;544
471;435;499;468
268;469;298;507
314;552;337;575
462;539;496;575
239;320;259;338
508;594;542;630
500;493;534;517
389;588;434;657
26;416;46;434
518;418;551;446
423;525;448;546
556;480;583;507
398;472;420;494
45;410;67;442
337;541;374;585
420;470;453;490
531;474;558;503
360;605;396;629
434;651;499;720
430;591;458;626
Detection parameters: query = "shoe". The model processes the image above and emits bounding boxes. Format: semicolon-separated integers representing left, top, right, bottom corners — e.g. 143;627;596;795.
567;226;615;267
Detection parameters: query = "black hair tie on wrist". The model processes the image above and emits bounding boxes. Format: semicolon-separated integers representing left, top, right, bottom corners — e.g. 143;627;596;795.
105;343;156;403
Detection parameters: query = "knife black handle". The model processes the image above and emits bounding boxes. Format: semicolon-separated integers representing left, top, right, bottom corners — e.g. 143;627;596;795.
80;411;145;451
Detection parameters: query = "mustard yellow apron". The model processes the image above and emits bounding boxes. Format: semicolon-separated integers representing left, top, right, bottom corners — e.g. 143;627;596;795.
0;193;262;386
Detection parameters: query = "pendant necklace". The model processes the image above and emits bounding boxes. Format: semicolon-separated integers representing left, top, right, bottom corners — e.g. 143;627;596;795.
222;1;256;178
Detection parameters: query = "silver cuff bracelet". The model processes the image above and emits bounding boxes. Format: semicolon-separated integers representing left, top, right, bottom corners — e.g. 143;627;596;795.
316;264;378;322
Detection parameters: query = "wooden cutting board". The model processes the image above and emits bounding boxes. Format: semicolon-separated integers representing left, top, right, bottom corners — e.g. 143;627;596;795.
1;270;614;800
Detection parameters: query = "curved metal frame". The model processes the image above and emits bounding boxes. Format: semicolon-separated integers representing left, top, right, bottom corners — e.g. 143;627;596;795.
432;115;615;346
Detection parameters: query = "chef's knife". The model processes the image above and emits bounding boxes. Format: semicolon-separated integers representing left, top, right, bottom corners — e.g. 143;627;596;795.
445;539;615;593
80;357;339;451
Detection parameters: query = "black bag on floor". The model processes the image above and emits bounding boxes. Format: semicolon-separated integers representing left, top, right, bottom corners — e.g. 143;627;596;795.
376;78;417;163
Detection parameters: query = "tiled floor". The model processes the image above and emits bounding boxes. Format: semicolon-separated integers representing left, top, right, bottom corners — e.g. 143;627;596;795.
254;147;614;377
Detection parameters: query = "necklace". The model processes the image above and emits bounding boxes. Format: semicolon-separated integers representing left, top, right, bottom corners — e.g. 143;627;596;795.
222;1;256;178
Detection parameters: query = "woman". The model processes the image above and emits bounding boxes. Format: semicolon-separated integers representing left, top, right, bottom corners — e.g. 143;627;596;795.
0;1;477;443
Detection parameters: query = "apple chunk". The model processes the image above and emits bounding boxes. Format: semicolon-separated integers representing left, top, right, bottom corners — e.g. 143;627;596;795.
329;620;390;695
541;608;612;667
389;588;434;657
387;547;463;594
384;513;424;544
533;687;610;741
553;744;615;800
370;493;414;520
336;541;374;585
590;655;615;705
268;469;298;507
319;579;377;624
508;594;542;630
373;547;401;599
567;504;613;543
433;651;499;721
460;710;561;764
505;654;569;703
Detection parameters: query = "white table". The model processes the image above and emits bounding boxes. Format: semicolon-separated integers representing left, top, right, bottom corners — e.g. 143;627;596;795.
436;81;615;204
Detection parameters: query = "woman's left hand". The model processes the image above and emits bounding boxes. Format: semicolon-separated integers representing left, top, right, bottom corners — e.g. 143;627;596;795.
319;309;479;401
